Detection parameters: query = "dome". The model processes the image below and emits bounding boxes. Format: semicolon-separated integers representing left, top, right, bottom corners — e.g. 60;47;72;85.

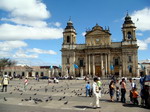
65;19;75;30
92;23;103;30
124;13;133;24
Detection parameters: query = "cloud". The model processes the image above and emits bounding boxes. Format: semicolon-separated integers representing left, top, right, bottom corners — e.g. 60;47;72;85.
0;0;50;20
0;40;27;51
1;17;48;27
137;37;150;50
0;24;63;40
0;0;63;40
82;32;86;36
13;52;38;58
27;48;57;55
131;7;150;31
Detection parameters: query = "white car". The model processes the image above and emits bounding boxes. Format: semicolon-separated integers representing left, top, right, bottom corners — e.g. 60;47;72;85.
76;77;85;80
132;77;140;80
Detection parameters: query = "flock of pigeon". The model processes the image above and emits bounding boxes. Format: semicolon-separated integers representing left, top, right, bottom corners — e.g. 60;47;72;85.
1;80;110;106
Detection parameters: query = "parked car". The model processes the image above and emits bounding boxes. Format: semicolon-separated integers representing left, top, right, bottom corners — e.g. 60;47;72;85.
76;77;85;80
39;76;49;79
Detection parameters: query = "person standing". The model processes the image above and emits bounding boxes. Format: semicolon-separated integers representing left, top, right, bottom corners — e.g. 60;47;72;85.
85;81;91;97
92;77;101;109
120;78;126;103
1;75;9;92
129;78;136;103
116;87;120;101
24;78;28;91
109;80;115;101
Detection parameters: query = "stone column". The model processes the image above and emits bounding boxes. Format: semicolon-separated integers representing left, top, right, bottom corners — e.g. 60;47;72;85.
137;67;140;77
105;54;108;76
101;54;104;77
119;67;122;77
72;52;75;77
80;67;83;77
88;54;91;75
93;55;95;77
108;53;111;75
49;70;51;77
85;54;88;76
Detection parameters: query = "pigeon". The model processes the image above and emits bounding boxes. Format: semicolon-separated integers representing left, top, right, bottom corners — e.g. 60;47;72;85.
34;93;37;95
29;97;32;100
4;97;7;101
20;93;23;95
64;101;68;105
21;99;24;101
45;99;49;102
29;86;32;90
45;87;48;93
62;96;66;99
58;98;62;101
25;98;29;101
34;100;38;104
9;92;12;94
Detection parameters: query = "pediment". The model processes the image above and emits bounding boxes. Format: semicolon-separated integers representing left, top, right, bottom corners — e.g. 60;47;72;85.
86;29;110;36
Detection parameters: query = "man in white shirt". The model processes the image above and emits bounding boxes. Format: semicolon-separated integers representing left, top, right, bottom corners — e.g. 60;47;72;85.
92;77;101;109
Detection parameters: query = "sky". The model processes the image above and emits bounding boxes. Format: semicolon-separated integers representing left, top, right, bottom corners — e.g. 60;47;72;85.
0;0;150;66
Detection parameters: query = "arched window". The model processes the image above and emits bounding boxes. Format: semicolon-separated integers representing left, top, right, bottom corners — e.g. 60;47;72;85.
67;36;70;43
128;65;132;73
127;32;132;39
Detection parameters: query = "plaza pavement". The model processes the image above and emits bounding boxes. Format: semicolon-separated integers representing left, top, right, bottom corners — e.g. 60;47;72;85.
0;78;149;112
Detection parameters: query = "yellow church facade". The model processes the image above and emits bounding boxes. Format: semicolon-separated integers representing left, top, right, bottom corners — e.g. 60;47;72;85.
61;14;139;78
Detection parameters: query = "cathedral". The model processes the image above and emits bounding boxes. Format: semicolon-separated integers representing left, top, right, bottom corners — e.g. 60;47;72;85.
61;14;139;78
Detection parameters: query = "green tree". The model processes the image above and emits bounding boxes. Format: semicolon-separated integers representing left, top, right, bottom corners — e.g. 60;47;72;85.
0;58;17;76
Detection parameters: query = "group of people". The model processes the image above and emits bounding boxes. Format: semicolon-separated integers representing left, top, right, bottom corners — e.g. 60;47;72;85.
85;76;149;109
108;77;149;108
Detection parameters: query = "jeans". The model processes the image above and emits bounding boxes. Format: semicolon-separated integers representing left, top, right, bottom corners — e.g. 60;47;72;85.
2;85;7;92
86;89;90;96
121;89;126;103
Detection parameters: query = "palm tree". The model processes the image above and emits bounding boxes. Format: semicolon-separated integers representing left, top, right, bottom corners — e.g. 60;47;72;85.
0;58;17;76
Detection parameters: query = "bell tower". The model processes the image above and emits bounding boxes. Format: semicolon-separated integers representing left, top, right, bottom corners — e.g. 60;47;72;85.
122;13;136;43
63;19;76;45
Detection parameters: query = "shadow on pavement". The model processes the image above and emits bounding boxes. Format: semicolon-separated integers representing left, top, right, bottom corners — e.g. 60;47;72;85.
123;103;139;107
74;105;93;109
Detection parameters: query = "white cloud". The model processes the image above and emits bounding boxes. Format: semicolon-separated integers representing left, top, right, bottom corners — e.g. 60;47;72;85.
13;49;38;58
0;0;63;40
0;40;27;51
54;22;61;27
136;33;143;36
0;24;63;40
0;0;50;20
27;48;57;55
131;7;150;31
1;17;48;28
137;39;147;50
137;37;150;50
0;51;11;57
82;32;86;36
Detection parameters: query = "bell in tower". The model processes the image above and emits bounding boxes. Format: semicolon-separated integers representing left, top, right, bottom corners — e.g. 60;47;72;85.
122;13;137;42
63;19;77;45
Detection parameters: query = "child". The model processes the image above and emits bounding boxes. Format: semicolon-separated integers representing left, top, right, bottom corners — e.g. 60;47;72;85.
85;82;91;97
132;88;139;105
116;87;120;101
